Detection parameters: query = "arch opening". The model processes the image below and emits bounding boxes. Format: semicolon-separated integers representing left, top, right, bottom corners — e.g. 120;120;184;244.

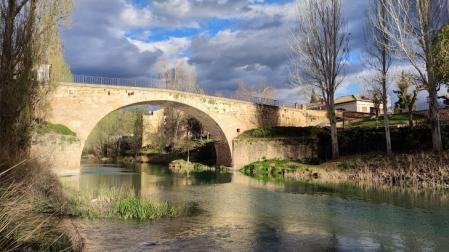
81;100;233;167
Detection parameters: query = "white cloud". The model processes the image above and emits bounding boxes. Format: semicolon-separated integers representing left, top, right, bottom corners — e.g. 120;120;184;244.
128;37;191;63
63;0;433;104
120;4;152;28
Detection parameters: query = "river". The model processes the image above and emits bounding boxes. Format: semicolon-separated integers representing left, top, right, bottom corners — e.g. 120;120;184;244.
61;163;449;251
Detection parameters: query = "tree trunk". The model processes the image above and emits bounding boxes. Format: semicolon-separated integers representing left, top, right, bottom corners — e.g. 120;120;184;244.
428;86;443;152
382;68;392;155
327;99;339;159
408;109;413;127
0;0;17;159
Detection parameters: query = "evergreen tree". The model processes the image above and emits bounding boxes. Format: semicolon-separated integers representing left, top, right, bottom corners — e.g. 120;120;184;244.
433;24;449;87
310;89;319;103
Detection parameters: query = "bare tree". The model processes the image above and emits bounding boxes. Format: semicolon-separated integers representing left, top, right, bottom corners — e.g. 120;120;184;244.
381;0;445;151
156;60;204;151
235;82;275;101
157;60;203;94
366;0;393;154
291;0;350;159
364;82;383;119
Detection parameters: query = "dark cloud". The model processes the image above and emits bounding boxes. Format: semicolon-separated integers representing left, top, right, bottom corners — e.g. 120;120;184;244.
61;0;160;78
188;0;371;100
60;0;399;103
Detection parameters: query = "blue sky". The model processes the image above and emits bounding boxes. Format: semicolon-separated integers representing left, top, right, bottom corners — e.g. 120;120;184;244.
61;0;441;105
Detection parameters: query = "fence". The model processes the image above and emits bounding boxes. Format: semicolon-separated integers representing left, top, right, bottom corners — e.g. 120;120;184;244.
60;74;283;107
70;74;158;88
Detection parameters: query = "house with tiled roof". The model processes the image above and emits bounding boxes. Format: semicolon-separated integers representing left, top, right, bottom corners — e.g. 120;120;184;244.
306;95;388;114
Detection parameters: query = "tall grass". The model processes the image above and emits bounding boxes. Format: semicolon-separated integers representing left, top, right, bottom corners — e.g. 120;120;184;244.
352;152;449;189
63;184;181;221
113;197;176;221
0;161;83;251
241;152;449;190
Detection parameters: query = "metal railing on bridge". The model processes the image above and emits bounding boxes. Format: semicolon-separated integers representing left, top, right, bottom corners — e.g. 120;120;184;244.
60;74;283;107
71;74;158;88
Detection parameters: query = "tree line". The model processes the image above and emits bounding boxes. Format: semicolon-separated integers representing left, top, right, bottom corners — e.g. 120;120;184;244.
291;0;449;159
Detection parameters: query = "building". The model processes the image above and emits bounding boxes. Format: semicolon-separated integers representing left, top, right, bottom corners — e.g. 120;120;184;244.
142;109;165;147
334;95;384;114
306;95;389;114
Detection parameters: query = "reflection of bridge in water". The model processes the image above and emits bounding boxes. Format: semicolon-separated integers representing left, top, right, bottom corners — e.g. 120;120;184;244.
47;75;328;173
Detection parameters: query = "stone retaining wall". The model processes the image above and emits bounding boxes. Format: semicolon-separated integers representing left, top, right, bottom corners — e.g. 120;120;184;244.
31;134;82;175
232;138;318;169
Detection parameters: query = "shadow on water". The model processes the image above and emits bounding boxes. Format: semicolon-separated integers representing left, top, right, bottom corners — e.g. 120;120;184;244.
188;170;233;185
244;173;449;211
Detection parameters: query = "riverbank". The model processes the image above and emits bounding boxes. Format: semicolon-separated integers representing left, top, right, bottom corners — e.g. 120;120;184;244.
0;160;205;251
0;161;84;251
241;152;449;189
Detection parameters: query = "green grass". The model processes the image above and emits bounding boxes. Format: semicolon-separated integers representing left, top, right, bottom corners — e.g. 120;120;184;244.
241;159;313;180
139;148;162;155
63;183;185;221
169;160;221;175
38;121;77;136
348;114;425;128
237;127;322;139
114;197;176;221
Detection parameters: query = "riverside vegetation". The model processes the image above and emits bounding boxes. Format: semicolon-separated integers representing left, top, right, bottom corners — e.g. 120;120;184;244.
168;159;229;175
240;127;449;189
0;161;84;251
63;183;199;221
242;153;449;189
0;160;199;251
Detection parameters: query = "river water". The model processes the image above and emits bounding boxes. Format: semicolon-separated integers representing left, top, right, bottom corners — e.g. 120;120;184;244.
62;163;449;251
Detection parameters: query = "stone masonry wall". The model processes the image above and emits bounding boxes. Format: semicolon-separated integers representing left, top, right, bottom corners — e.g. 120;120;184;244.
30;134;82;175
232;138;319;169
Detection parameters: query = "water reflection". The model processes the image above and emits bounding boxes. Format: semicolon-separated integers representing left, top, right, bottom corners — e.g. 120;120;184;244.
62;163;449;251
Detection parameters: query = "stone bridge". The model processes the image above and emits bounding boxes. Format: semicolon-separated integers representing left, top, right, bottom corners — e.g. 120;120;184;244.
46;82;328;173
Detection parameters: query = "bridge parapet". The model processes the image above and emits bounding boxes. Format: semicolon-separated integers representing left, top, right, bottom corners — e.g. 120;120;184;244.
63;74;281;106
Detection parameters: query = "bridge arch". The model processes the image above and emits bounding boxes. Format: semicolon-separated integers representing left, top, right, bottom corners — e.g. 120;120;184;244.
47;83;327;173
82;100;233;166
